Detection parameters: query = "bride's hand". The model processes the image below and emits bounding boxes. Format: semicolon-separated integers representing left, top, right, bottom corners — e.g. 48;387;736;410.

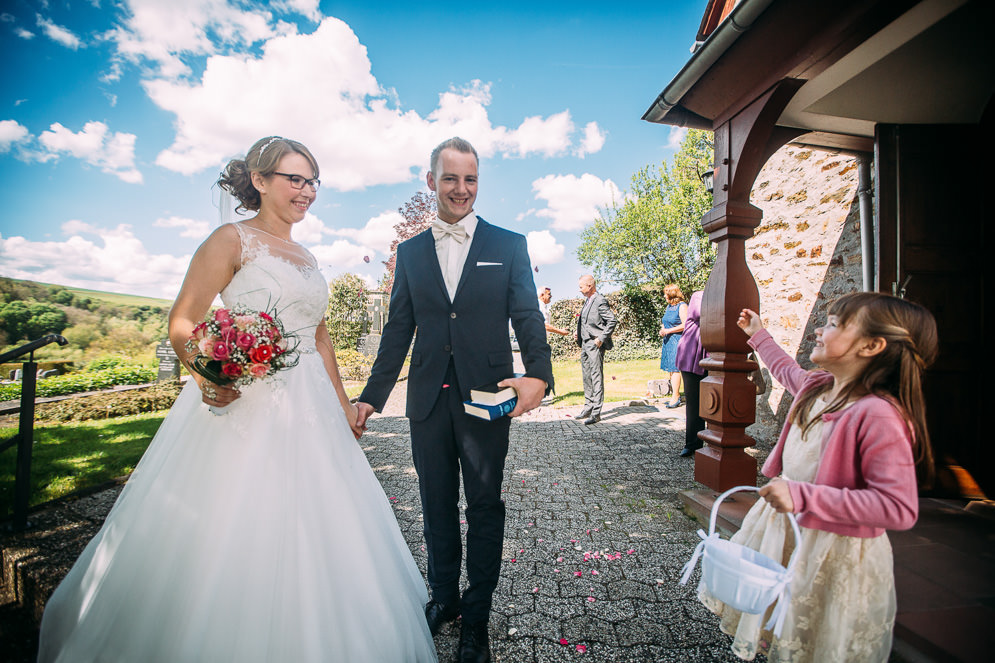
346;402;363;439
199;380;239;406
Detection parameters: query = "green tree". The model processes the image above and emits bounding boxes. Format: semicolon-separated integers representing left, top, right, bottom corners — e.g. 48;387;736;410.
577;129;715;302
25;302;69;338
326;273;368;351
0;301;32;340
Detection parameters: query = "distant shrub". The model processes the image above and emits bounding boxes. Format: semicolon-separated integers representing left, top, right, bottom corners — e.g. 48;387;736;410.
84;356;131;372
33;381;183;423
0;365;157;401
335;348;372;381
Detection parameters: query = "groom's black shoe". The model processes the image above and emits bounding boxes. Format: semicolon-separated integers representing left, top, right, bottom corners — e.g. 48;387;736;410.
458;620;491;663
425;599;460;636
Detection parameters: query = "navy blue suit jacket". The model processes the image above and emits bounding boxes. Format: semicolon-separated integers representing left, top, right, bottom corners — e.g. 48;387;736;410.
360;217;554;422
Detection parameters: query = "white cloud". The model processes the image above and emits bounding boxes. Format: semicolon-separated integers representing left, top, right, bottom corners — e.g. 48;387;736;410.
531;173;622;232
308;239;374;278
0;120;29;152
36;14;82;49
666;126;687;150
325;210;401;254
272;0;321;22
500;111;574;158
15;27;34;39
106;0;297;78
153;216;211;239
526;230;565;267
0;225;190;299
38;121;143;183
575;121;606;157
144;19;591;189
293;212;328;245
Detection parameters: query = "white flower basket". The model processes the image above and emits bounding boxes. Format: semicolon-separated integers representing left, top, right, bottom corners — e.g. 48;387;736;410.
680;485;801;637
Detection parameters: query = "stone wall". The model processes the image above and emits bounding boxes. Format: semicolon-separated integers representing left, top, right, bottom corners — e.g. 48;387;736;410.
743;144;864;447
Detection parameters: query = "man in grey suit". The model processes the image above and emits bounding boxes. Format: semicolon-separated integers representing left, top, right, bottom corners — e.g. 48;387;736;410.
575;274;616;424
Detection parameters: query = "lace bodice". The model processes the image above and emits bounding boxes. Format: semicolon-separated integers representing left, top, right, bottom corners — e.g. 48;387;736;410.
221;223;328;351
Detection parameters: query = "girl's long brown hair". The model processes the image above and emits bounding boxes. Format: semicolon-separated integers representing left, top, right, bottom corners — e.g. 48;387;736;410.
790;292;939;487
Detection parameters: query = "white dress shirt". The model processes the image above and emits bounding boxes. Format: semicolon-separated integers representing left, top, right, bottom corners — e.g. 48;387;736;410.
434;211;477;301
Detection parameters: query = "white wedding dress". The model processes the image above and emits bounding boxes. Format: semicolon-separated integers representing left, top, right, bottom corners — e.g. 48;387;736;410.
37;224;438;662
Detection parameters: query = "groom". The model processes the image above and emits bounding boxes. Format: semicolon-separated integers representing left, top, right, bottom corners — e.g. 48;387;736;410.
356;137;553;663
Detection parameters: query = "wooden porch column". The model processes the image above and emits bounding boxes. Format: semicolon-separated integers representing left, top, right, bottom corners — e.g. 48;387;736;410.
694;80;802;490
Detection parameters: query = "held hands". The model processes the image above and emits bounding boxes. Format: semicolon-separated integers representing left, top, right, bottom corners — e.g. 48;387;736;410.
737;308;764;338
345;402;363;440
502;376;547;418
758;479;795;513
354;402;375;437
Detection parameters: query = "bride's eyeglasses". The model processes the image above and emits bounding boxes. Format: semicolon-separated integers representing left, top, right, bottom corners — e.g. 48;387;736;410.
273;172;321;191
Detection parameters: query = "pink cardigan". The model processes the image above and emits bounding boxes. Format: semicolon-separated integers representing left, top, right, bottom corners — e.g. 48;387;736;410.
749;329;919;537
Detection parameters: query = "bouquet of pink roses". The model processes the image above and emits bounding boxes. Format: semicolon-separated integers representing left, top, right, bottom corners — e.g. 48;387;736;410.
186;305;300;388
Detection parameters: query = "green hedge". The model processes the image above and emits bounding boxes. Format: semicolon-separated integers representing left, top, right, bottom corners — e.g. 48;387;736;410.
546;292;661;362
0;365;158;401
30;381;182;423
336;348;372;381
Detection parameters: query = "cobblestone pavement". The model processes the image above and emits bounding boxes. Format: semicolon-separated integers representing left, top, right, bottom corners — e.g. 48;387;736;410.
366;382;755;662
2;382;760;662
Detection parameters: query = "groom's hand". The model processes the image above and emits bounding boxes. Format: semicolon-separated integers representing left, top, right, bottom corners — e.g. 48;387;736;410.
502;376;547;418
354;402;376;435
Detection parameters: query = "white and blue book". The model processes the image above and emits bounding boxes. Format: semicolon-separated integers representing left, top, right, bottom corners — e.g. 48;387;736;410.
463;397;518;420
469;375;522;406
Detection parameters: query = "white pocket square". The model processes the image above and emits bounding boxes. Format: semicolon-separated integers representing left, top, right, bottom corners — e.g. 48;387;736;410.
476;261;502;266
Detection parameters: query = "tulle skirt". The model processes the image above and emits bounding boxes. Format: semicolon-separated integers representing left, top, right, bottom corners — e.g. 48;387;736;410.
699;499;896;662
37;352;437;662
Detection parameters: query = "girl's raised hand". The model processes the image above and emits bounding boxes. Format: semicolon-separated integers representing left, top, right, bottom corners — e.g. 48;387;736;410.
737;308;764;337
758;479;795;513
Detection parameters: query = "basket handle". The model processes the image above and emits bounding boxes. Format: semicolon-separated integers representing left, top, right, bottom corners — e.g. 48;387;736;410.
709;485;802;576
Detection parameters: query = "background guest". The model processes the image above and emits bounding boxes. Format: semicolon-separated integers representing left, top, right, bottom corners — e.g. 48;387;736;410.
675;290;706;457
659;283;688;409
538;286;570;337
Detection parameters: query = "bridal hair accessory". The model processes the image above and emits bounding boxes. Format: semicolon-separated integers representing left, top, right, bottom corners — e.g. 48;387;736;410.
679;485;801;638
258;136;283;160
186;304;300;414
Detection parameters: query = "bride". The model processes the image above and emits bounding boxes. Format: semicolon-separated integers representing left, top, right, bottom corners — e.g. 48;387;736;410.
37;136;438;662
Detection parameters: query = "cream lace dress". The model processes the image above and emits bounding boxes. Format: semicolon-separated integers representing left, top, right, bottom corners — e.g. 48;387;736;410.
38;223;438;662
700;396;896;662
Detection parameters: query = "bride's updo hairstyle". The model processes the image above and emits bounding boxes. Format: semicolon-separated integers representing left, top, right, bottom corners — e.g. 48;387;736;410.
218;136;320;213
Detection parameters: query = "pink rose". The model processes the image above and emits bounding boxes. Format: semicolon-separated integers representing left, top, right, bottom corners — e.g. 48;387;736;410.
214;308;233;325
249;345;273;363
234;314;256;329
248;363;269;378
259;311;273;322
197;338;213;355
219;326;236;343
236;332;256;350
222;362;242;377
212;341;231;361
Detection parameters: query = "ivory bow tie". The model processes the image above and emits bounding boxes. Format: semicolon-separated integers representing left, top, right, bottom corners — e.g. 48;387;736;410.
432;222;467;244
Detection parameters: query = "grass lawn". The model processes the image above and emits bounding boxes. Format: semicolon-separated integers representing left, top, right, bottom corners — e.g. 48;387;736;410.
0;412;165;519
0;359;668;517
547;357;667;407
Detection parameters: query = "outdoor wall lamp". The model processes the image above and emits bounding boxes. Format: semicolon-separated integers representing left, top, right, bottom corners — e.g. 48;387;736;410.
700;166;714;194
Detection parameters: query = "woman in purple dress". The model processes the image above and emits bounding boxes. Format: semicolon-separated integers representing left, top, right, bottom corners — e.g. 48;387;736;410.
675;290;706;456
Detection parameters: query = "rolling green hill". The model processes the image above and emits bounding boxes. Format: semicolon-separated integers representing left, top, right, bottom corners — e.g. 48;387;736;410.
1;277;172;308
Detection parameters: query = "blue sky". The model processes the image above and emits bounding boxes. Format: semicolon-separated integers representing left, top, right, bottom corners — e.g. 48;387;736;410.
0;0;704;303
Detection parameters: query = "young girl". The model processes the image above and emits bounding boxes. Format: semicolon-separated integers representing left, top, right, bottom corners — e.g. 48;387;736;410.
700;292;938;662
